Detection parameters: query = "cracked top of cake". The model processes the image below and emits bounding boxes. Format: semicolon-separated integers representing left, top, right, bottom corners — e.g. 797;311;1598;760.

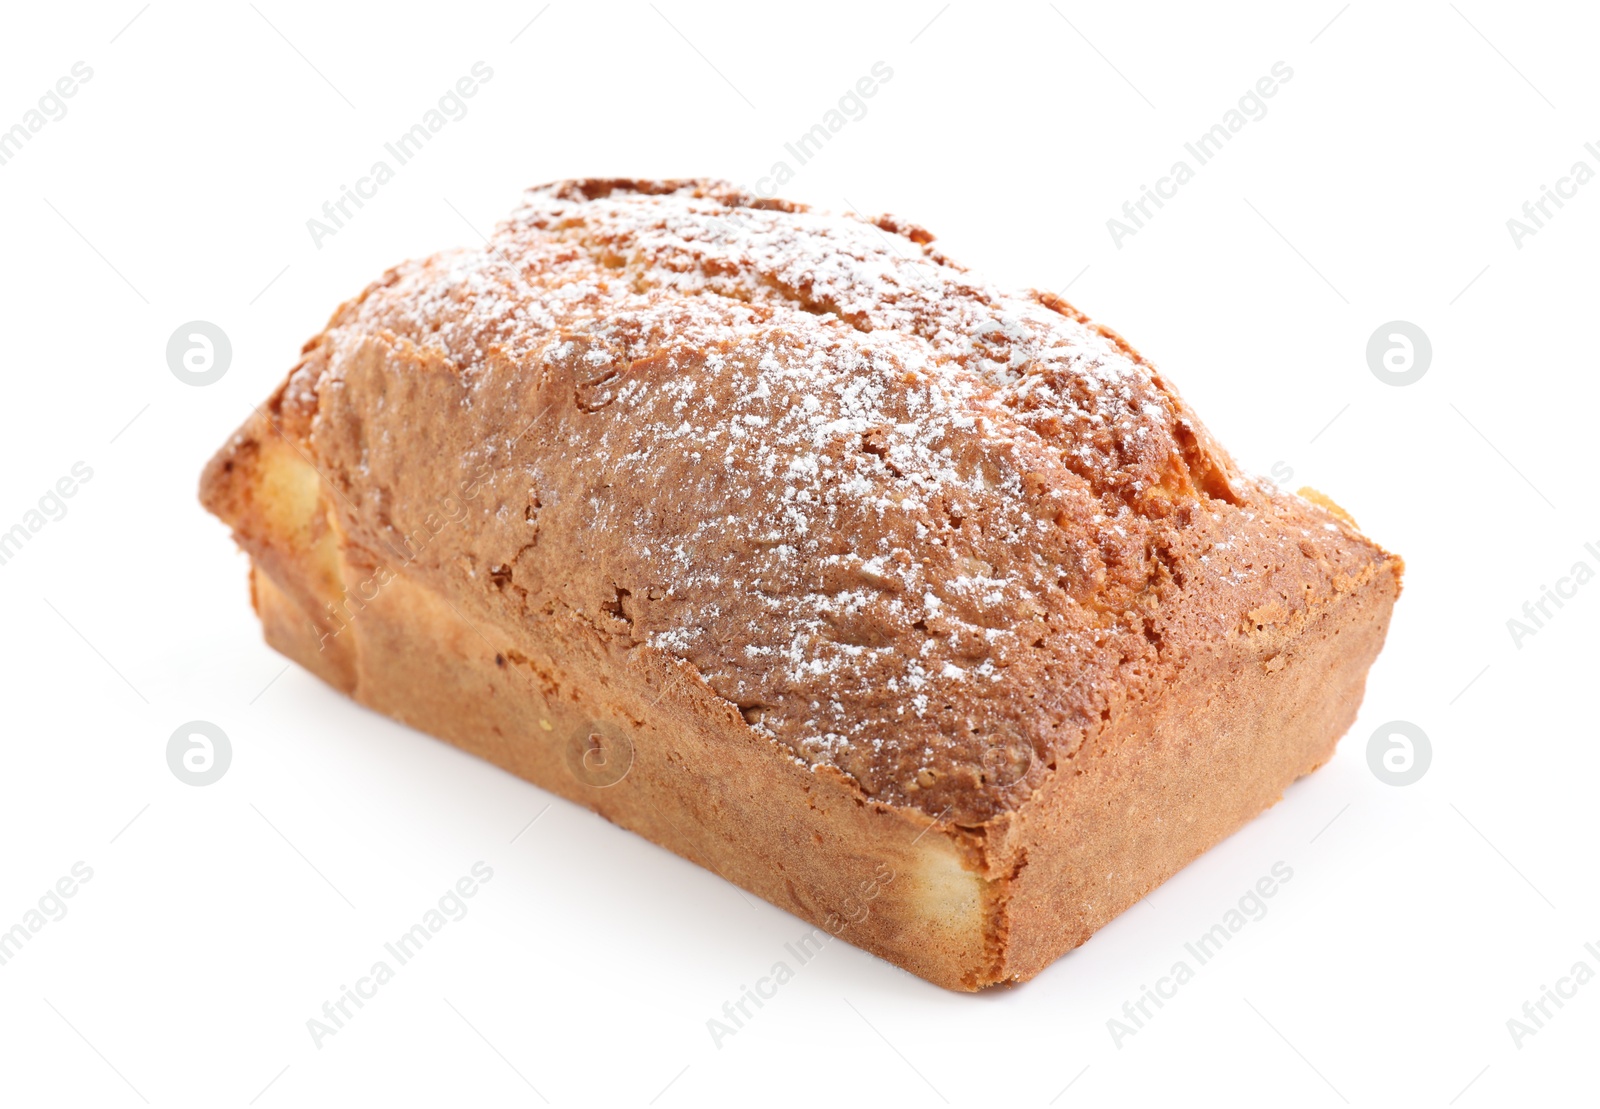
250;178;1397;824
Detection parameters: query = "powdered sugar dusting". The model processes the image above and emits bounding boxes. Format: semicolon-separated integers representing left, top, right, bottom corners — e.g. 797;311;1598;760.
305;179;1343;820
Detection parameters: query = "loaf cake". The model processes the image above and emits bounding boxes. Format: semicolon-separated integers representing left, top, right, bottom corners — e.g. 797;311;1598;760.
200;179;1402;990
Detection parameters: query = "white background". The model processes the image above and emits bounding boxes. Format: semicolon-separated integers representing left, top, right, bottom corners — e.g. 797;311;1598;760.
0;2;1594;1105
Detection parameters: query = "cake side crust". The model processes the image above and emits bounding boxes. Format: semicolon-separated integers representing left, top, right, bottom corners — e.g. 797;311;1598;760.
989;553;1400;983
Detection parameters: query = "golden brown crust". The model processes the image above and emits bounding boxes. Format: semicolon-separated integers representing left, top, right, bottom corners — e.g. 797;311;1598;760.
200;179;1402;988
